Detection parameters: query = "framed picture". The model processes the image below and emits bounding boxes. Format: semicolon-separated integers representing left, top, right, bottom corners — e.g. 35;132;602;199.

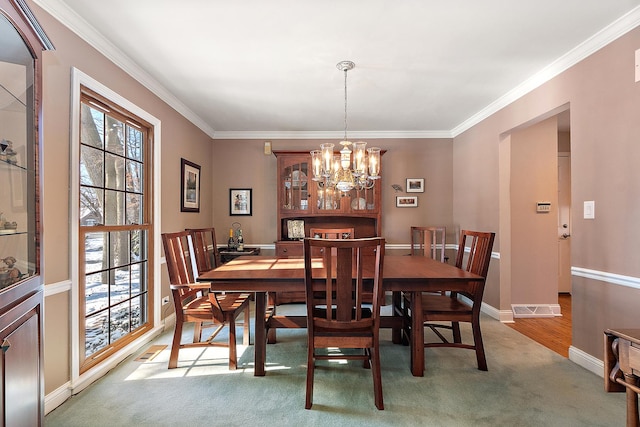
180;158;200;212
406;178;425;193
396;196;418;208
230;188;252;216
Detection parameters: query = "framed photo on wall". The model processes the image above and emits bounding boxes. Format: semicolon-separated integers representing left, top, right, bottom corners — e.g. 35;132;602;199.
181;158;200;212
396;196;418;208
230;188;252;216
406;178;425;193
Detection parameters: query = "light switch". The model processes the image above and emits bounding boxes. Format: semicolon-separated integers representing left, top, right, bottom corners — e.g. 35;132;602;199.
584;201;595;219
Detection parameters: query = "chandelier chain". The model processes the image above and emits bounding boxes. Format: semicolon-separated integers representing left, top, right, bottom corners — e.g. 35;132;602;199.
343;67;348;141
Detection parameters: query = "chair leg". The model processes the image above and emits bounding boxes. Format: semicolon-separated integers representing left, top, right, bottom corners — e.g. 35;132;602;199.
193;322;203;343
452;321;462;343
305;347;315;409
243;304;250;346
472;319;488;371
168;320;184;369
370;343;384;410
228;316;237;370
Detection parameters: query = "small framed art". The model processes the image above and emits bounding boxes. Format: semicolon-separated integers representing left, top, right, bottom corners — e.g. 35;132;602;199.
230;188;252;216
180;158;200;212
396;196;418;208
406;178;425;193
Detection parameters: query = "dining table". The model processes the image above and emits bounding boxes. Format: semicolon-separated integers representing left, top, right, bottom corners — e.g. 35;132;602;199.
197;254;484;377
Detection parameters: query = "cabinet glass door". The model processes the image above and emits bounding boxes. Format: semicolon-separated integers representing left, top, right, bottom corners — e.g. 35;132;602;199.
347;186;377;212
0;12;36;291
282;159;309;211
315;183;342;211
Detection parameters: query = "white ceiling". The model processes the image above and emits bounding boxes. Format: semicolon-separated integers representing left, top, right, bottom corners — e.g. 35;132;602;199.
35;0;640;138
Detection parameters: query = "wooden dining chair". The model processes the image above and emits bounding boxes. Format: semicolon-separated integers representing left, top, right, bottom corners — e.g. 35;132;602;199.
303;237;385;410
161;231;251;370
186;227;221;276
403;229;495;370
410;226;446;262
187;227;251;345
309;227;355;256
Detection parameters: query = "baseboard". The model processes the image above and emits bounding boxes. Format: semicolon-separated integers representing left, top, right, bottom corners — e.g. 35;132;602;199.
569;345;604;378
45;382;72;415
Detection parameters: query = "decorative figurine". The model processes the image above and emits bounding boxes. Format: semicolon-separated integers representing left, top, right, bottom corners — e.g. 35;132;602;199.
0;256;22;287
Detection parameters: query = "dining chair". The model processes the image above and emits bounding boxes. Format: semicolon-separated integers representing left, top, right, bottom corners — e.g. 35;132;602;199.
187;227;251;345
410;226;446;262
186;227;221;276
161;231;251;370
303;237;385;410
403;229;495;371
309;227;355;256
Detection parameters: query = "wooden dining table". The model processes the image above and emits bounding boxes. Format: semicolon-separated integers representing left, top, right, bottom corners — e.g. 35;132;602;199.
197;255;483;377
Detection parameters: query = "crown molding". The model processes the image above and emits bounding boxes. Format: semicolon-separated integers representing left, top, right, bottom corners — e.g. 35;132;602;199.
32;0;216;137
212;130;453;140
451;5;640;137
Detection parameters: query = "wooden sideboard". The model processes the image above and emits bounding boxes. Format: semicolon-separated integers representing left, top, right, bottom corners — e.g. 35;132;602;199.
604;328;640;427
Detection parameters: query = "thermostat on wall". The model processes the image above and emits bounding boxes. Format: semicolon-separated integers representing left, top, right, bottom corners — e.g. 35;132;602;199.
536;202;551;213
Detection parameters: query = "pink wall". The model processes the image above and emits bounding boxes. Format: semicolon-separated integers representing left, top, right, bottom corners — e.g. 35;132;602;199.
454;25;640;358
211;138;454;246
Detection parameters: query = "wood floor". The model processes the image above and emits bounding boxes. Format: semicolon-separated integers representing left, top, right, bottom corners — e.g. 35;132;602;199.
506;294;572;357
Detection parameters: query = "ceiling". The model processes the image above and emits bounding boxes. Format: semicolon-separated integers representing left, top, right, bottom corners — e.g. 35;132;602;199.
35;0;640;138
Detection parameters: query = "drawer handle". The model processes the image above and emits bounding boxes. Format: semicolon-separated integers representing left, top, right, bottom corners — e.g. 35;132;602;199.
1;339;10;353
283;248;287;253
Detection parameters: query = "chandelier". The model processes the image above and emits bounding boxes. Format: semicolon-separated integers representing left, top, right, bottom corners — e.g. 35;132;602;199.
310;61;381;193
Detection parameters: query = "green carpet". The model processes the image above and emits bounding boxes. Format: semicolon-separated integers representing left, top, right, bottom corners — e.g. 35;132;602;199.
45;305;625;426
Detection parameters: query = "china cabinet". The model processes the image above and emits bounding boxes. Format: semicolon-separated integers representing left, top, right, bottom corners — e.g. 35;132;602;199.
0;1;52;425
273;150;383;303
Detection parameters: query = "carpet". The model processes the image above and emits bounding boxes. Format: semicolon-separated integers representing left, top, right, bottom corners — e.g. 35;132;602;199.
44;305;625;427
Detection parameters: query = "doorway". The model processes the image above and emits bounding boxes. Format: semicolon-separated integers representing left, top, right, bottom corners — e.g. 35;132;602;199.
500;107;572;357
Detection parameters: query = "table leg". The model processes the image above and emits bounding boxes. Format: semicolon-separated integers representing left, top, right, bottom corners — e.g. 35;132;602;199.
391;291;402;344
410;291;424;376
267;292;277;344
623;372;639;427
254;292;266;376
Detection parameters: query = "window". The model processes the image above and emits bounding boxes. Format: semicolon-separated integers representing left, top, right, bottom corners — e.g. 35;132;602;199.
78;88;153;371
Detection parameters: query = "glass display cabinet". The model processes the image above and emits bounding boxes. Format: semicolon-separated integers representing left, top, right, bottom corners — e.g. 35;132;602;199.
0;1;53;425
273;150;383;303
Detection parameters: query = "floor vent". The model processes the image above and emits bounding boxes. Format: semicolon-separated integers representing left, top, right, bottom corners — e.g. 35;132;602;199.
512;305;556;318
135;345;167;362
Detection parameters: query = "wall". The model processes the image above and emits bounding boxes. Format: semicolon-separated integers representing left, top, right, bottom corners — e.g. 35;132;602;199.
211;138;454;246
453;25;640;359
31;1;214;396
510;117;558;304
